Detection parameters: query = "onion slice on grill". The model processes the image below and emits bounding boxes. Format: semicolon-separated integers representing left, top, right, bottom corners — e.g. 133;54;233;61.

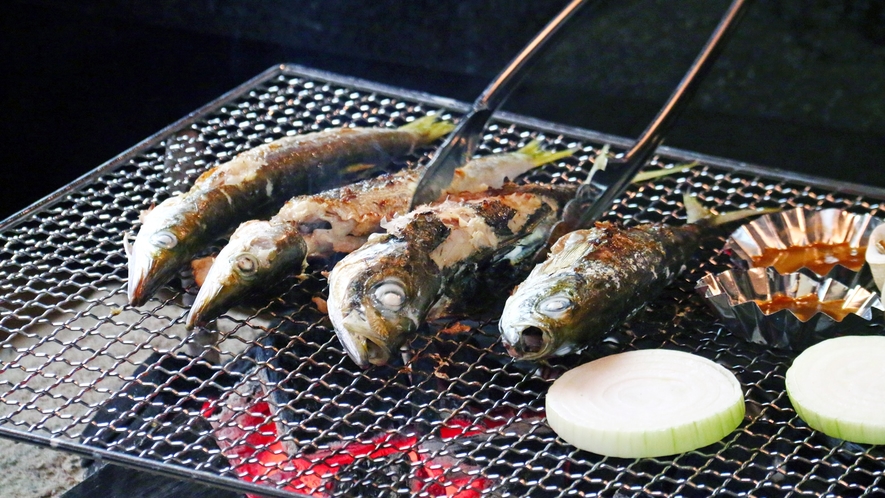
786;335;885;444
545;349;745;458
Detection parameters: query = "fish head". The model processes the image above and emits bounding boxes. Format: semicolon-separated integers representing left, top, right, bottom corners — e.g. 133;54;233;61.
186;220;307;329
328;235;440;367
127;198;192;306
499;271;585;361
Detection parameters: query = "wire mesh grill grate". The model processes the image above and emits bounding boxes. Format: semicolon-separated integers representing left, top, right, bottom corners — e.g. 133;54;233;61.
1;65;884;497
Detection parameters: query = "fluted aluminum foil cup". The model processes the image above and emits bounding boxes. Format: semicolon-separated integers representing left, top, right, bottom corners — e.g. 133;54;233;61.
696;267;883;351
723;208;883;290
865;224;885;295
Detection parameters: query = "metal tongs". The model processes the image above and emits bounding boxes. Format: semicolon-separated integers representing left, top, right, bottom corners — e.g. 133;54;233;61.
409;0;595;210
411;0;754;231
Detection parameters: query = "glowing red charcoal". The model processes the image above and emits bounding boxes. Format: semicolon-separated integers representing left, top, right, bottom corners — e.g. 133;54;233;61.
205;391;498;497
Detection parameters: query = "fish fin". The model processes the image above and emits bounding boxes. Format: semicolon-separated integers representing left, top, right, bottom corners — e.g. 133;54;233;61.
341;162;377;175
683;192;780;226
584;144;611;184
122;232;134;258
632;161;698;184
426;296;453;322
709;206;781;226
300;254;312;275
138;203;156;223
399;115;455;141
683;193;709;224
515;140;578;167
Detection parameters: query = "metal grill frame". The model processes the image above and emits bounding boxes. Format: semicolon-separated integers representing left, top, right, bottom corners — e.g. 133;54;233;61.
1;63;885;498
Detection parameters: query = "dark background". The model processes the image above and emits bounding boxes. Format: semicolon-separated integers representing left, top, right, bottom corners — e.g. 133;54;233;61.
3;0;885;221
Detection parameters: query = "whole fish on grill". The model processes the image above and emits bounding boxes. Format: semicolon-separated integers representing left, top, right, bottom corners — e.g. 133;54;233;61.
327;182;578;367
186;141;574;329
499;194;772;361
126;116;454;306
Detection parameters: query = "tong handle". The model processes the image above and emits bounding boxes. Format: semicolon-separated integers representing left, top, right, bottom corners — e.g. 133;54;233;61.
409;0;594;210
563;0;753;232
474;0;592;112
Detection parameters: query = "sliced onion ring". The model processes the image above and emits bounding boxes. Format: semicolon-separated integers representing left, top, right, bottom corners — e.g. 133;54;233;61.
786;335;885;444
546;349;745;458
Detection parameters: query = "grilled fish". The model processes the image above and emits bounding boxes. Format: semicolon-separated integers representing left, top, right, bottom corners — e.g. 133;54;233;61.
126;116;453;306
186;141;574;329
499;195;770;361
327;183;578;367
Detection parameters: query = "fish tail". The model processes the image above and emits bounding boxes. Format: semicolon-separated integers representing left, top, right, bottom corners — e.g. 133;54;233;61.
632;161;699;184
516;140;578;167
340;162;378;175
684;192;779;226
399;115;455;141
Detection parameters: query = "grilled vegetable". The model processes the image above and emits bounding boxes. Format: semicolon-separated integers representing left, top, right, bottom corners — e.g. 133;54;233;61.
185;141;574;329
327;183;578;367
126;116;453;306
499;195;771;361
546;349;745;458
786;335;885;444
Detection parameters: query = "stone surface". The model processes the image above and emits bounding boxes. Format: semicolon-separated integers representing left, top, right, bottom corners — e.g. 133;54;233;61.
0;441;84;498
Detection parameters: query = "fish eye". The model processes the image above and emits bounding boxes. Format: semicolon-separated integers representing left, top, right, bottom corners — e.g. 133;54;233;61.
371;279;407;311
233;253;259;276
538;295;572;317
150;230;178;249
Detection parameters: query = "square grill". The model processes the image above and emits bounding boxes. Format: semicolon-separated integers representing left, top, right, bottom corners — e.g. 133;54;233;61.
1;64;883;498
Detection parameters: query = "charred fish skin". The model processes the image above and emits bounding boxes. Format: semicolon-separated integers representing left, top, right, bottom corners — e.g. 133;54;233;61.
184;169;421;329
327;213;450;368
327;183;577;368
186;141;574;329
127;117;453;306
499;220;705;361
183;220;307;329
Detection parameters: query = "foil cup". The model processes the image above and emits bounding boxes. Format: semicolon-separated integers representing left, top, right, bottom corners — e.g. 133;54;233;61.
865;224;885;295
723;207;883;290
696;267;883;351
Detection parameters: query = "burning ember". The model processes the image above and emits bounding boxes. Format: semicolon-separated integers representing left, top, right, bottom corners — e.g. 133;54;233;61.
202;381;529;497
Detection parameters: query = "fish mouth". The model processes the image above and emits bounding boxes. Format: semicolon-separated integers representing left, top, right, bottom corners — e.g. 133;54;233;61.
127;240;182;307
128;273;148;307
331;309;395;368
128;255;160;307
500;322;555;361
344;326;394;367
186;278;232;330
358;333;394;367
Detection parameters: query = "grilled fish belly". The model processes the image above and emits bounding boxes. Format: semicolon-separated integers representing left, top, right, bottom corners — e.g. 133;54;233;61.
284;143;554;258
184;168;423;329
186;140;574;329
